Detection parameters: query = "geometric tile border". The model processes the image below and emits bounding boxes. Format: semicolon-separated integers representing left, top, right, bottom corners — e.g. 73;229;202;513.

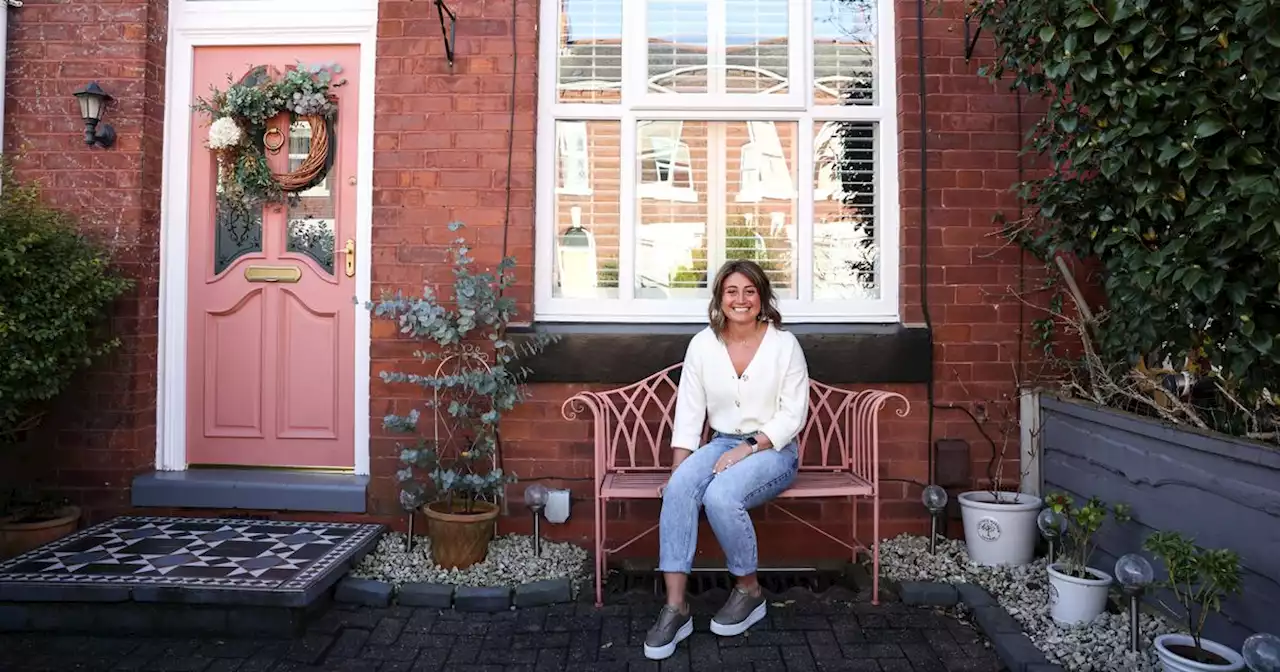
897;580;1067;672
0;516;384;608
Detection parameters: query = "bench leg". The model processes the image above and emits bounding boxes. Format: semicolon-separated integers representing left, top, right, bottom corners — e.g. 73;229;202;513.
595;496;606;608
850;496;859;564
871;492;881;606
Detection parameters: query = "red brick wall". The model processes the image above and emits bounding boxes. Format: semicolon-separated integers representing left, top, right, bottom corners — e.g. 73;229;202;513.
2;0;166;512
2;0;1039;565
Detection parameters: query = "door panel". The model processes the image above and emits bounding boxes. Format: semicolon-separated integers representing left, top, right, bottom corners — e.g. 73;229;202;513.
186;44;359;469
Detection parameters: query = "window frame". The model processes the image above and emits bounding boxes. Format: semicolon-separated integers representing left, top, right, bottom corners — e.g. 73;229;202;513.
534;0;900;324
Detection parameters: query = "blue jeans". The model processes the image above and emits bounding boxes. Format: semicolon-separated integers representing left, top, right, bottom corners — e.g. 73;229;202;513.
658;433;799;576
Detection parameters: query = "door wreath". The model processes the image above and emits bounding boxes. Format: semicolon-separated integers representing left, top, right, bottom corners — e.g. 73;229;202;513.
193;62;346;214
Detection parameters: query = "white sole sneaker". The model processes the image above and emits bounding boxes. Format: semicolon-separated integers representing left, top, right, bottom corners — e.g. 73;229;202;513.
643;617;694;660
709;600;767;637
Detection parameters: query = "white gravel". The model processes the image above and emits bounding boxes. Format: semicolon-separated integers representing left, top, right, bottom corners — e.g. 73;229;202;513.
349;532;590;591
880;534;1176;672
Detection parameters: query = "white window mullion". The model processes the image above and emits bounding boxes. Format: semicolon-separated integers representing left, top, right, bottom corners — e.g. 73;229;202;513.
796;115;815;302
619;114;638;302
791;0;808;108
707;123;727;275
623;0;648;103
708;0;727;96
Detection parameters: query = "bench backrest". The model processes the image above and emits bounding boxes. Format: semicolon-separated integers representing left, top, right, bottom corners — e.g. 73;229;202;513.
561;362;908;483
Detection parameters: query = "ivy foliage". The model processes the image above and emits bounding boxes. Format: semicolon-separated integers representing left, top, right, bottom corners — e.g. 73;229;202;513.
0;165;133;442
367;223;556;514
976;0;1280;429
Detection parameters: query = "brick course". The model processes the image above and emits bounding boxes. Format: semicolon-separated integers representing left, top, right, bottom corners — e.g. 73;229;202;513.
2;0;1042;564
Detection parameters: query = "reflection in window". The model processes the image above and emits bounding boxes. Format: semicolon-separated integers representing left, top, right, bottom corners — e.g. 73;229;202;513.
286;121;336;274
557;122;592;196
736;121;794;202
214;195;263;275
813;121;878;300
637;120;698;202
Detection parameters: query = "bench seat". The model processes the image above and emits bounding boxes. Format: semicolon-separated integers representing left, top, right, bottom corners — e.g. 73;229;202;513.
602;471;874;500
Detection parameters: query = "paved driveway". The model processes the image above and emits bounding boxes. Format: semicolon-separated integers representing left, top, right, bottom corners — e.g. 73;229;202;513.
0;588;1005;671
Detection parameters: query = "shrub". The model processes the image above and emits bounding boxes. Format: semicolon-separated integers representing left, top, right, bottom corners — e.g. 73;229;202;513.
0;165;133;442
974;0;1280;439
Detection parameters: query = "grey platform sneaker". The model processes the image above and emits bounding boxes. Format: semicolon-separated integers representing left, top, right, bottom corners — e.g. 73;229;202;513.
709;586;767;636
643;603;694;660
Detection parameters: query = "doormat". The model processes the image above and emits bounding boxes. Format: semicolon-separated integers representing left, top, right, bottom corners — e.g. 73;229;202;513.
0;515;383;607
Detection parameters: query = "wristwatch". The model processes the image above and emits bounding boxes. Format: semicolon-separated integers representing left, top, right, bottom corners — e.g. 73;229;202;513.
744;435;759;454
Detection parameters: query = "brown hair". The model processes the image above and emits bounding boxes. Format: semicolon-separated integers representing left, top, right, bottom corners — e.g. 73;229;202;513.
708;259;784;338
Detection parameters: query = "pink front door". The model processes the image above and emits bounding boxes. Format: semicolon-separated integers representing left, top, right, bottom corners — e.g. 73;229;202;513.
186;45;360;469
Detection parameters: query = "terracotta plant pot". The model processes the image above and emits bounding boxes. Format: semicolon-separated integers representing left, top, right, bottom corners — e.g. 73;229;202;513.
0;504;82;560
422;500;500;570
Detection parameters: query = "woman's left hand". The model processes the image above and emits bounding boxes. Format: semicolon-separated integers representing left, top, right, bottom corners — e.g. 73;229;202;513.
713;443;755;474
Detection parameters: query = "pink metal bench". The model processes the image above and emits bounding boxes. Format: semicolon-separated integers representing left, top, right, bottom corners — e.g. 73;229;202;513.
561;362;910;607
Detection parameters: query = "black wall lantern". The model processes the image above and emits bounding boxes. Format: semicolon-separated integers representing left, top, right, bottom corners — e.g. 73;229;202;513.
72;82;116;148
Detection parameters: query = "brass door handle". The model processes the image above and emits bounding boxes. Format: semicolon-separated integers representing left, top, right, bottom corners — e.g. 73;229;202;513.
342;238;355;277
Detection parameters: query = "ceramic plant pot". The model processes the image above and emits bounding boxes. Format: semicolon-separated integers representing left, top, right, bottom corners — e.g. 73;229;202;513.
958;491;1043;566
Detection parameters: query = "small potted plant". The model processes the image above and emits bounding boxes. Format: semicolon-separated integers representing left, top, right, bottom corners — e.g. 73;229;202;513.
369;222;553;570
0;163;131;558
1042;492;1131;625
1144;531;1245;672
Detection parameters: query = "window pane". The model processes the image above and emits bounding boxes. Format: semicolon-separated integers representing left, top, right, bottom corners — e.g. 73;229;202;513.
813;121;878;299
647;0;710;94
286;120;336;274
813;0;876;104
558;0;623;103
724;0;789;95
634;120;796;300
553;120;621;299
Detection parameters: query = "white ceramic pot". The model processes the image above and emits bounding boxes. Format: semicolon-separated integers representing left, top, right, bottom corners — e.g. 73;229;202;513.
1046;562;1112;625
1154;634;1245;672
958;491;1043;566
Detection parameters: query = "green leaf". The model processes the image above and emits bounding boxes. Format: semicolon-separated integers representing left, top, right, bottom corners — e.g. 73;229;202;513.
1040;25;1057;42
1117;43;1133;60
1196;118;1227;138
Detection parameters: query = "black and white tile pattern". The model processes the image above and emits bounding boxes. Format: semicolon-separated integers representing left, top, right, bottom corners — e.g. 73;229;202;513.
0;516;382;596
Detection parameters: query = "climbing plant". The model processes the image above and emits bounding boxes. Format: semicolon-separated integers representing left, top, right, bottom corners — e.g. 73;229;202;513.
974;0;1280;439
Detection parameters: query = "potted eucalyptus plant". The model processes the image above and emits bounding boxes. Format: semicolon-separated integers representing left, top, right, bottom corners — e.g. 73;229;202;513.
1042;492;1131;625
1144;531;1245;672
0;162;131;558
368;222;553;570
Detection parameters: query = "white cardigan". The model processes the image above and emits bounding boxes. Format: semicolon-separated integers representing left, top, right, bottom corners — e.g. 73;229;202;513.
670;324;810;451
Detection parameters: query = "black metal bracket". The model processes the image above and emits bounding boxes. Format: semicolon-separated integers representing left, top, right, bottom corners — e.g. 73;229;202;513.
963;9;984;63
435;0;458;68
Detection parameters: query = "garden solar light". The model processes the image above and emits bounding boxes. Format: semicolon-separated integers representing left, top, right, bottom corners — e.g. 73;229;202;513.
1115;553;1154;653
1243;632;1280;672
524;484;550;556
921;485;947;554
1036;508;1066;564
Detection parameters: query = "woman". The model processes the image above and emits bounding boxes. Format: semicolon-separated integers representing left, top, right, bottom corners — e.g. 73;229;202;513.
643;258;810;661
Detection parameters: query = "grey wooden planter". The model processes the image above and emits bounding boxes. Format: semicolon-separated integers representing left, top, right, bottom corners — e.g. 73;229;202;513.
1040;395;1280;649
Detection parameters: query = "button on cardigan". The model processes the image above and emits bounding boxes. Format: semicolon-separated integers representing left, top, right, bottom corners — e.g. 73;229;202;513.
670;323;810;452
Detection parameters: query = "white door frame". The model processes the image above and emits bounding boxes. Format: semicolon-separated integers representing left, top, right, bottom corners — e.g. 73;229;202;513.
157;0;378;475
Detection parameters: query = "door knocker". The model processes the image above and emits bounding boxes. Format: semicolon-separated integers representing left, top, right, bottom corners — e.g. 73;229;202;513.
263;127;286;154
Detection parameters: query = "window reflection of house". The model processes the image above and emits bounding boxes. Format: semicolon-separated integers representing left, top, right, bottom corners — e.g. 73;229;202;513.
636;121;698;202
289;121;329;198
736;121;793;202
557;121;592;196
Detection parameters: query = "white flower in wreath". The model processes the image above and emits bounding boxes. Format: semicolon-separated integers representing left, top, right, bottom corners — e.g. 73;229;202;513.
207;116;244;150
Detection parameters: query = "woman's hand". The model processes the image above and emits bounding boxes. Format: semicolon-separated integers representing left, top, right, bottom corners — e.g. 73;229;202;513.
713;443;756;474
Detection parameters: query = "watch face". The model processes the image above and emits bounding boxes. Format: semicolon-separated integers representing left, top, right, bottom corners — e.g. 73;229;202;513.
745;436;758;445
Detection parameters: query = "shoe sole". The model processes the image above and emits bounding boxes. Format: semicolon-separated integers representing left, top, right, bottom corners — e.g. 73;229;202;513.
709;601;767;637
643;618;693;660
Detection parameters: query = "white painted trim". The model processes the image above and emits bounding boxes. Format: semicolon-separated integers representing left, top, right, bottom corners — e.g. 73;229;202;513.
157;2;377;475
535;0;901;323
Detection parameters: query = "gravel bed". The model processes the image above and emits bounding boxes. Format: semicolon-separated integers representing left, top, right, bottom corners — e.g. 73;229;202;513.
880;534;1174;672
349;532;590;590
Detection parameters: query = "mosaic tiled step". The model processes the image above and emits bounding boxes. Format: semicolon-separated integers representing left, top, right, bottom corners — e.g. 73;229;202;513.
0;516;383;608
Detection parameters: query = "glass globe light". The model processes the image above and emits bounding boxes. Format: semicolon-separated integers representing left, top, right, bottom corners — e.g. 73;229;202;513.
1037;508;1065;539
922;485;948;513
1243;632;1280;672
1115;553;1154;588
524;483;550;510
